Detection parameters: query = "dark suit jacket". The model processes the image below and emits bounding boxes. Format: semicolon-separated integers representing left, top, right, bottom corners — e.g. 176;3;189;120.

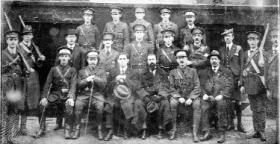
265;50;279;99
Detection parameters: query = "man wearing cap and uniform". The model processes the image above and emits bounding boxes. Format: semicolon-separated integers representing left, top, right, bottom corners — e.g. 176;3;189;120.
99;32;119;73
139;53;172;139
73;50;107;140
199;50;233;143
157;29;179;73
1;30;24;144
241;31;268;141
56;29;85;72
218;26;246;133
129;7;154;45
154;8;178;49
104;53;146;140
76;8;101;51
124;24;154;74
179;11;206;48
168;49;201;141
103;7;129;52
18;25;46;135
37;47;77;138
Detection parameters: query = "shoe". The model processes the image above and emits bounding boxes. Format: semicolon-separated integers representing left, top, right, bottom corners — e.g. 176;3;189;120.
246;131;260;139
217;131;225;143
200;130;212;141
72;124;80;139
104;129;113;141
193;133;199;143
141;129;147;140
259;132;266;141
169;131;176;140
64;124;71;139
98;127;103;140
157;130;163;139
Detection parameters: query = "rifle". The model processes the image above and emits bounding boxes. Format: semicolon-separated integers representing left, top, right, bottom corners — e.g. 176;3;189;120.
84;80;94;135
258;23;269;67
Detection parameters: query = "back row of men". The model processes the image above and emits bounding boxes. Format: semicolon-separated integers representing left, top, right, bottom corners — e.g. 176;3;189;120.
1;6;279;144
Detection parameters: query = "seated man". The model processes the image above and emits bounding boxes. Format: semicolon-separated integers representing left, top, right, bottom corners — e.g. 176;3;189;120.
73;50;107;140
199;50;233;143
139;53;172;139
37;47;77;139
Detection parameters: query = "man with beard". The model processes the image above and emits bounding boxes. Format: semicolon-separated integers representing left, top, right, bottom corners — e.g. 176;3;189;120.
154;8;178;50
129;7;154;45
241;31;268;142
218;26;246;133
139;53;172;139
103;7;129;52
157;29;179;73
76;8;101;51
168;49;201;141
199;50;233;143
73;50;107;140
124;24;154;74
37;47;77;139
19;25;46;136
104;53;146;140
179;11;206;48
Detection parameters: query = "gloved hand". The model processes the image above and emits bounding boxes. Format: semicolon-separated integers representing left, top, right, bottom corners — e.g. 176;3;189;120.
178;97;185;104
185;98;193;105
40;98;48;107
215;95;223;101
203;94;209;100
66;98;74;107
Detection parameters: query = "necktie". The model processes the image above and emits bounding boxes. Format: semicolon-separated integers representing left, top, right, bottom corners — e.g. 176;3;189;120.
106;50;110;56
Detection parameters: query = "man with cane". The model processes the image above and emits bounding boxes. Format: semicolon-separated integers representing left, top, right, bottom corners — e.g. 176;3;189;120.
37;47;77;139
73;50;107;140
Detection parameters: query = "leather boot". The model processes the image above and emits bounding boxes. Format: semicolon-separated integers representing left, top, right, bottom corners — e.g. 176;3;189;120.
200;130;212;141
35;116;46;138
54;116;63;130
259;131;266;141
104;129;113;141
64;124;71;139
157;129;163;139
141;129;147;140
98;125;103;140
72;124;80;139
169;130;176;140
19;115;28;135
193;125;199;143
217;130;225;143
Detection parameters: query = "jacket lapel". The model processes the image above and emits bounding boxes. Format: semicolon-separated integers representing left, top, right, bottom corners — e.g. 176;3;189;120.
228;44;236;59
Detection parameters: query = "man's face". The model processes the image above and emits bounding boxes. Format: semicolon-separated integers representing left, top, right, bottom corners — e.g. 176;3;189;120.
65;35;77;45
185;15;195;24
118;54;129;67
87;56;98;68
111;13;122;21
210;56;220;67
134;31;145;40
176;51;188;68
147;54;157;65
163;34;174;44
161;13;170;21
22;33;34;42
6;37;19;48
192;33;203;44
103;38;113;47
224;33;234;44
135;11;145;19
247;34;260;50
59;54;71;66
270;31;278;47
83;14;93;23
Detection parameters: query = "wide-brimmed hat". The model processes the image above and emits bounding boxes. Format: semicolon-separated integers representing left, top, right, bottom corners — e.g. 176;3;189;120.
113;84;131;100
208;50;221;59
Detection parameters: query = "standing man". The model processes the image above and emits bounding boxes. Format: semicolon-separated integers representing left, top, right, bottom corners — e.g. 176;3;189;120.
103;7;129;52
19;25;46;135
129;7;154;45
242;31;268;141
199;50;233;143
168;49;201;141
76;8;101;51
73;50;107;140
99;32;120;73
218;27;246;132
154;8;178;51
157;29;179;73
37;47;77;139
124;24;154;74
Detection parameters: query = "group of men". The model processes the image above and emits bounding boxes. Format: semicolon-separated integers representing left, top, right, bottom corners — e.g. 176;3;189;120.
1;6;279;144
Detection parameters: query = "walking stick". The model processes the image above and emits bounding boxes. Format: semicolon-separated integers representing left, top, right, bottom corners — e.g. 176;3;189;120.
84;80;94;135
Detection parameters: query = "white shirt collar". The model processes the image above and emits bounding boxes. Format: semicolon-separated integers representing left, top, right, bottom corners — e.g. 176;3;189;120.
104;47;111;54
188;24;195;29
212;66;220;73
226;43;233;50
67;43;75;49
120;66;128;74
7;46;17;54
23;41;31;47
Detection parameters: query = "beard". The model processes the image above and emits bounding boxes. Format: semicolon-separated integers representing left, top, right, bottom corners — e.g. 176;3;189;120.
149;63;156;71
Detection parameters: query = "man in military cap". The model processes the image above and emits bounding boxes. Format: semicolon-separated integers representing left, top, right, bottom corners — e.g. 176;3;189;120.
73;50;107;140
179;11;206;48
157;29;179;73
103;7;129;52
129;7;154;45
139;53;172;139
1;30;24;143
241;31;268;141
124;24;154;74
56;29;85;72
168;49;201;141
218;26;246;132
18;25;46;135
76;8;101;51
199;50;233;143
99;32;120;73
154;8;178;49
37;47;77;139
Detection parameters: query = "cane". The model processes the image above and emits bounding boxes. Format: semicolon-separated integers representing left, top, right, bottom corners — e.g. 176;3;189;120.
84;80;94;135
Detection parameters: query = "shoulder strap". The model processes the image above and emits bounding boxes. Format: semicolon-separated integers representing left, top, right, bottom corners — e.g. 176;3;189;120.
176;69;184;79
161;49;172;62
3;50;15;62
56;66;71;79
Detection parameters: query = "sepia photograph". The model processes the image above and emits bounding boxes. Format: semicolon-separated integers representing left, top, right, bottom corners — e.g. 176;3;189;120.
0;0;279;144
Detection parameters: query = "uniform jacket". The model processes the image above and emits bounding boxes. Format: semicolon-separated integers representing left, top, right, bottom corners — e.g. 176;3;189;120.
42;64;77;102
187;44;210;70
129;19;155;44
157;44;179;72
77;66;107;100
200;66;233;98
265;49;279;99
179;25;207;47
99;48;119;72
154;21;178;44
103;21;129;52
76;23;101;49
169;66;201;99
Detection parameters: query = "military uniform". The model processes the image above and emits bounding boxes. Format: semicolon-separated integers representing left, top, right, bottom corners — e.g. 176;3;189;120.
154;21;178;46
129;19;154;44
77;24;101;50
157;44;179;73
99;48;119;72
266;48;279;99
179;26;207;47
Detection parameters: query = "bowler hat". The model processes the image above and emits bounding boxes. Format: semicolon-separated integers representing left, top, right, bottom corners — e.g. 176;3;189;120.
113;84;131;100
